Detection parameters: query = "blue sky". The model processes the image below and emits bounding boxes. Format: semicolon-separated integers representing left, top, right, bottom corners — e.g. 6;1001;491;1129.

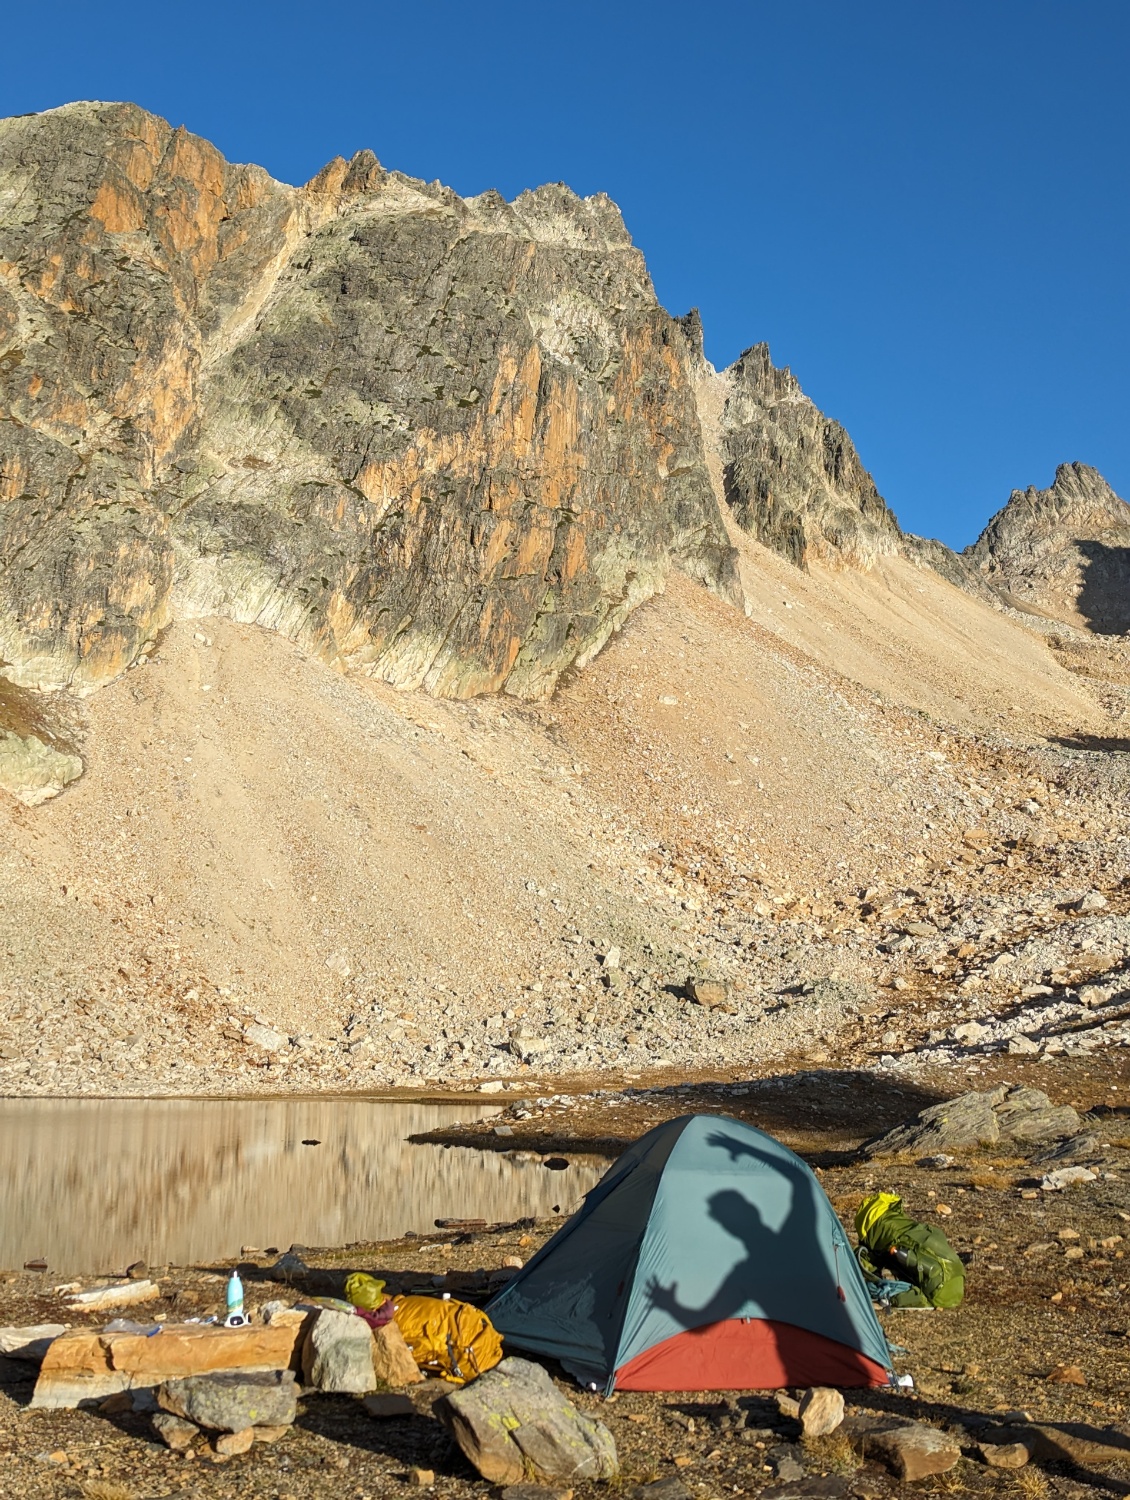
4;1;1127;547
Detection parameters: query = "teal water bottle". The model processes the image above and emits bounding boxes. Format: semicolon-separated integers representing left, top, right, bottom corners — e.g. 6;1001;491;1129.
226;1271;244;1324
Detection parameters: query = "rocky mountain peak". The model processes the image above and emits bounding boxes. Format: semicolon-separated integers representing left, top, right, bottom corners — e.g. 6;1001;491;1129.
0;101;738;700
716;343;901;570
969;463;1130;632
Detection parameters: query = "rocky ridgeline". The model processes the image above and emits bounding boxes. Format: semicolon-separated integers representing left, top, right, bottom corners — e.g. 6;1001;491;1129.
969;462;1130;633
0;101;737;718
714;342;902;570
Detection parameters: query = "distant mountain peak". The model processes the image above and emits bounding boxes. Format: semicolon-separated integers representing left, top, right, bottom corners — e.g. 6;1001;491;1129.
969;463;1130;633
715;343;901;570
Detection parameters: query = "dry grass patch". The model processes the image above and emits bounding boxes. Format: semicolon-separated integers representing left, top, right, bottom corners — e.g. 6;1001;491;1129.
1010;1470;1050;1499
801;1429;861;1474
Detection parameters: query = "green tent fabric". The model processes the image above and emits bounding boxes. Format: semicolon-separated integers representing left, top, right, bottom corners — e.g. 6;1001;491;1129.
486;1114;893;1391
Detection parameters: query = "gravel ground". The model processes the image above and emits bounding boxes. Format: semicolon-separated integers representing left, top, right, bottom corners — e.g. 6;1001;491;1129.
3;1066;1130;1500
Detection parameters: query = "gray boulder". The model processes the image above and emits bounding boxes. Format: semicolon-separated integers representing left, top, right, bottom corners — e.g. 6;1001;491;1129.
302;1308;376;1394
994;1086;1080;1144
864;1085;1081;1157
157;1370;297;1432
436;1356;618;1484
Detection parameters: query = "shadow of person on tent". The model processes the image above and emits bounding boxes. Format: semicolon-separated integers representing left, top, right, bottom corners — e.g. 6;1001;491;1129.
645;1130;860;1350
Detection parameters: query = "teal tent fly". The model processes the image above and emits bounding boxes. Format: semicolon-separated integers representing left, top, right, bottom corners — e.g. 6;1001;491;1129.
486;1113;893;1391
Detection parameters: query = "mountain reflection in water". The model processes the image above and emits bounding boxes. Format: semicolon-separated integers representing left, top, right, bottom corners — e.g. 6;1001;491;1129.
0;1097;605;1273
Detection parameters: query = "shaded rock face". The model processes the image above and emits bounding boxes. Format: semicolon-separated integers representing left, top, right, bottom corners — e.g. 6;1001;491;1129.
716;344;901;570
0;102;737;699
968;462;1130;633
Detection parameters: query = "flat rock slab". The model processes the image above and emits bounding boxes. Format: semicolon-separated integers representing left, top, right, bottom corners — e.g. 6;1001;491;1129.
845;1416;959;1480
864;1085;1081;1157
988;1422;1130;1468
66;1280;160;1311
0;1325;67;1361
302;1308;375;1393
159;1370;298;1432
978;1440;1030;1468
32;1322;304;1409
867;1424;960;1480
437;1356;618;1485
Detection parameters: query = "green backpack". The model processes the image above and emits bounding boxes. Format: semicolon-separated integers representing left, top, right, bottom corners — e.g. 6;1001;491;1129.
855;1193;965;1309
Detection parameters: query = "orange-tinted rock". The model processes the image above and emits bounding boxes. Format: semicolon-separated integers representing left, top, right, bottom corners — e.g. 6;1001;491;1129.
31;1321;304;1408
0;103;738;701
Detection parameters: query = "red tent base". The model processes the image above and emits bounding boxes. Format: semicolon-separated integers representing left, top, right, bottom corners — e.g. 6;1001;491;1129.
614;1317;890;1391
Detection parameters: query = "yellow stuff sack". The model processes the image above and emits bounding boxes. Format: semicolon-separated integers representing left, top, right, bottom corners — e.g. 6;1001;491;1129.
391;1294;503;1384
344;1272;388;1310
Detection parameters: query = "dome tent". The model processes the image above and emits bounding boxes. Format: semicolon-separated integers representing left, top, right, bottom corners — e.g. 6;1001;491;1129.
486;1114;894;1392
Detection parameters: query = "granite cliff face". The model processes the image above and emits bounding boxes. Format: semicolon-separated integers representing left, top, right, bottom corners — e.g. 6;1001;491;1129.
0;101;737;701
714;342;901;569
968;463;1130;634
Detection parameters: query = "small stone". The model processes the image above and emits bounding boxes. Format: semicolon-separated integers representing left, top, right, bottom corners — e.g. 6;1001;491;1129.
769;1448;805;1480
409;1468;435;1486
503;1256;524;1268
1041;1166;1097;1191
125;1260;148;1280
1008;1035;1040;1055
152;1414;200;1451
1045;1363;1086;1385
478;1081;505;1093
799;1387;844;1438
251;1425;289;1443
1076;891;1108;913
776;1394;801;1419
98;1391;134;1415
686;977;728;1008
978;1440;1030;1468
672;1455;694;1469
214;1428;255;1457
371;1318;424;1387
243;1023;288;1052
363;1393;416;1417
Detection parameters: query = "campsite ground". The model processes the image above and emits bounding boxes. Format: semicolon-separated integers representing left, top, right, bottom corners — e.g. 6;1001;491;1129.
2;1065;1130;1500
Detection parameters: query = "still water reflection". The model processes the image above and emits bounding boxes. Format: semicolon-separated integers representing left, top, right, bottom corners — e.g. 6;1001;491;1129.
0;1097;606;1273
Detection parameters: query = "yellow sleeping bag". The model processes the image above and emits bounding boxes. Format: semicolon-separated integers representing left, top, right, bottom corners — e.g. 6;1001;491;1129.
391;1294;503;1384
